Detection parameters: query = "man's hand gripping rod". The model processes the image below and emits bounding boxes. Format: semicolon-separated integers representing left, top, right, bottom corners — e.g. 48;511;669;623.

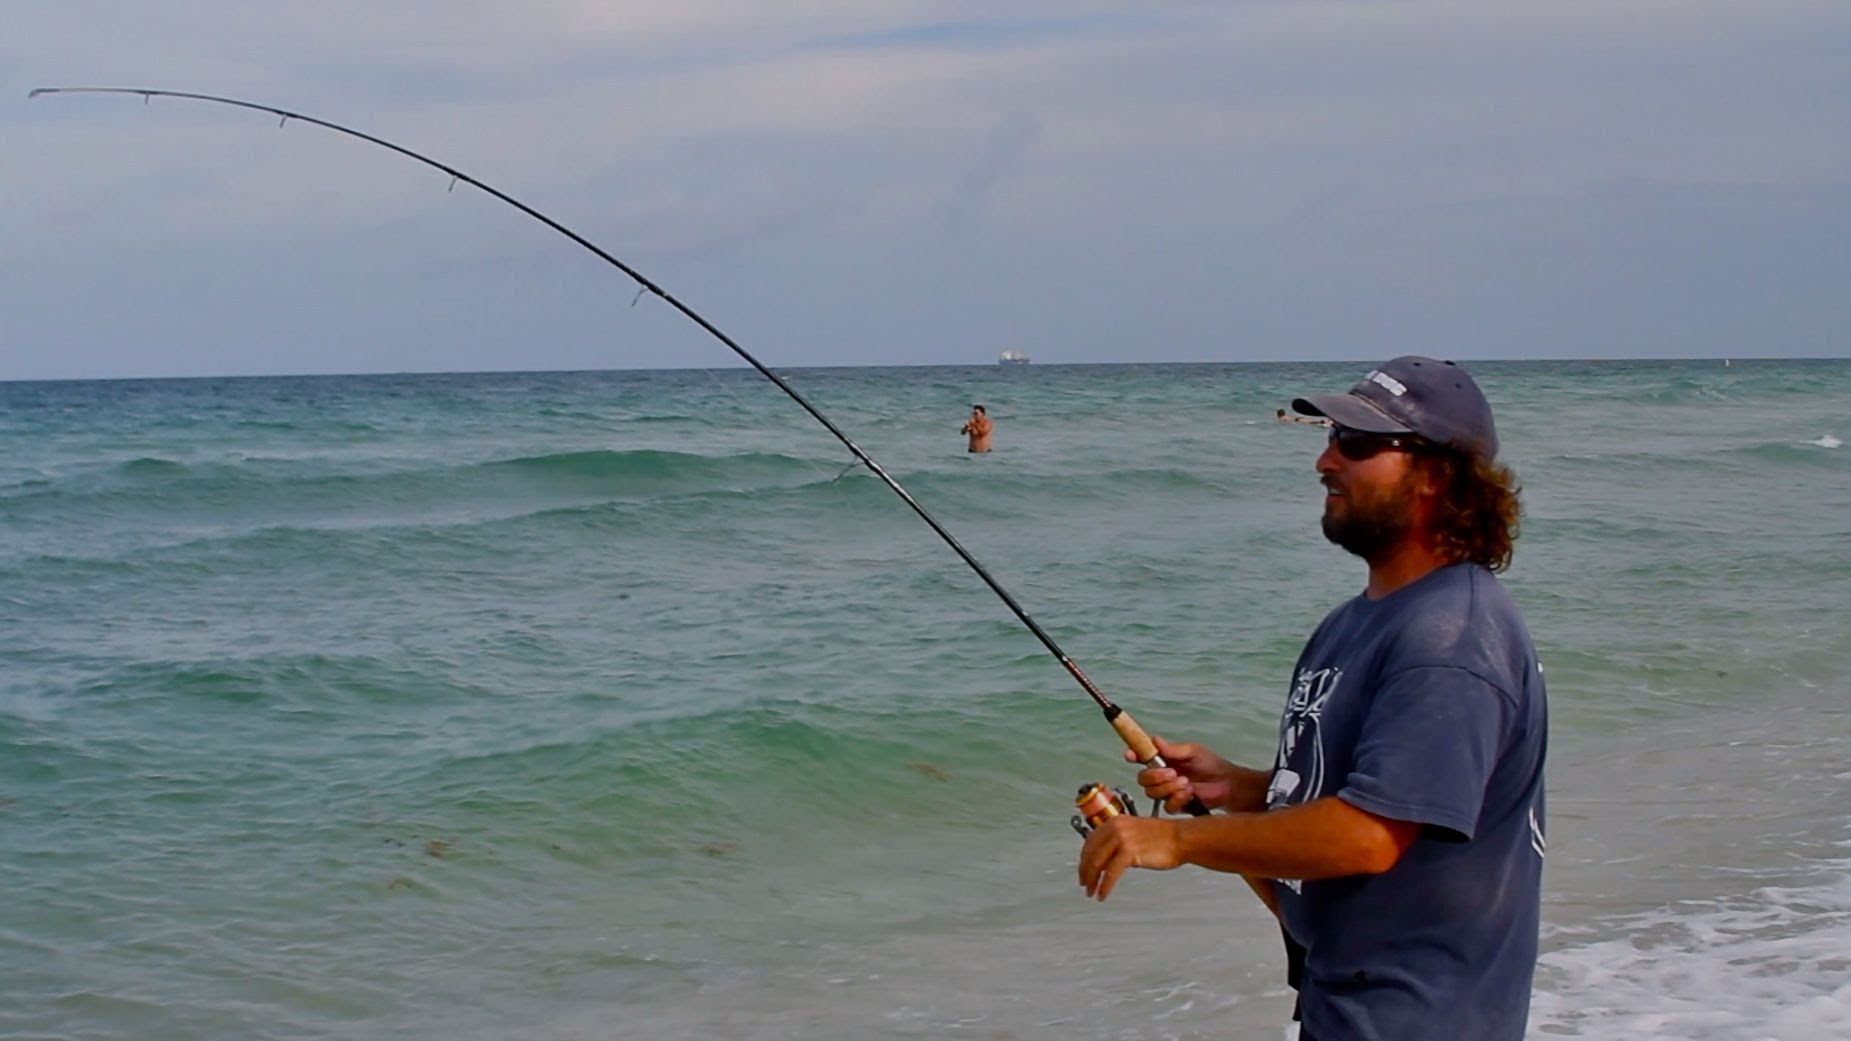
1063;657;1210;818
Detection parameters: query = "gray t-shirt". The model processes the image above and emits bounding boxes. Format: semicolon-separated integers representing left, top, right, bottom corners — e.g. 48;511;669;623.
1268;563;1547;1041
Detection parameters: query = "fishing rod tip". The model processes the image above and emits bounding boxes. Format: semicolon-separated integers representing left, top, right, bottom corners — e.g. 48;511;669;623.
28;88;55;99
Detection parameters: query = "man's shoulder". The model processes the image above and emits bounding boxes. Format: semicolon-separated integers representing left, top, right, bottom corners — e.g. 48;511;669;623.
1308;567;1525;646
1399;562;1516;612
1382;566;1536;689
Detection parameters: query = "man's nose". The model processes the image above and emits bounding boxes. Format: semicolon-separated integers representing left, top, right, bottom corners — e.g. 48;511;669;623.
1315;442;1342;475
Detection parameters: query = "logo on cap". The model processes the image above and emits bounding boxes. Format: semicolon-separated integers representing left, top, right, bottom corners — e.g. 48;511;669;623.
1366;370;1408;397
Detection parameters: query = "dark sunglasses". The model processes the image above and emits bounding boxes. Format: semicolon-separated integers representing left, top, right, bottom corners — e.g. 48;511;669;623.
1327;426;1430;461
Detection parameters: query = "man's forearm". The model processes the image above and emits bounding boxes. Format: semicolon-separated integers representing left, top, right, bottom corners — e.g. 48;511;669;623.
1218;764;1273;813
1178;796;1414;880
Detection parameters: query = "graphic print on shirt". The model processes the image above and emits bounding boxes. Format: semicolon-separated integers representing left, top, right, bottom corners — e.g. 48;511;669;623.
1267;666;1342;810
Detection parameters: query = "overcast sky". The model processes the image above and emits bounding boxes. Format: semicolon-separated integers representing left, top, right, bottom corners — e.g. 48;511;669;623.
4;2;1848;379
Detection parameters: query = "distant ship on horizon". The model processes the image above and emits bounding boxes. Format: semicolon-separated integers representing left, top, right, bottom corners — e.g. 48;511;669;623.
998;350;1031;366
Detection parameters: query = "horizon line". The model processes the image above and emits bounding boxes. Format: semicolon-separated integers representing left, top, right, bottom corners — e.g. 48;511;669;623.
4;353;1846;385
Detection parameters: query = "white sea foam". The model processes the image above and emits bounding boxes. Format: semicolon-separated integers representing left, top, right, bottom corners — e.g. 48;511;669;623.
1811;434;1842;449
1530;854;1851;1040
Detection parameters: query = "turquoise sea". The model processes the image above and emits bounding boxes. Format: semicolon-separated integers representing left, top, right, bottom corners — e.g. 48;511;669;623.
2;359;1846;1040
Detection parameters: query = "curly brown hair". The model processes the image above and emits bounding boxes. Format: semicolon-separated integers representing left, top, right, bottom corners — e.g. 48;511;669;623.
1417;451;1523;573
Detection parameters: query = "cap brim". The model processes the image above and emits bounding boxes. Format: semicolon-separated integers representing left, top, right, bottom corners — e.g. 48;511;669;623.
1292;393;1411;434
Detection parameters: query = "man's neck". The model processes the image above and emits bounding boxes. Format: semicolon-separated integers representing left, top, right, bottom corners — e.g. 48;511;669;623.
1363;541;1450;600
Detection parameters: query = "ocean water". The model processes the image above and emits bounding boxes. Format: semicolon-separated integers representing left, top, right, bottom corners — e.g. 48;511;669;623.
1;359;1846;1041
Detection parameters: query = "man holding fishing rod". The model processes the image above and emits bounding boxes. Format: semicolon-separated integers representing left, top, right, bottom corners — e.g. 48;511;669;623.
1078;356;1547;1041
29;88;1543;1041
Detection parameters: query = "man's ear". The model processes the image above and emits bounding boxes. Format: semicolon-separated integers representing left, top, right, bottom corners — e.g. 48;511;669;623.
1411;458;1445;501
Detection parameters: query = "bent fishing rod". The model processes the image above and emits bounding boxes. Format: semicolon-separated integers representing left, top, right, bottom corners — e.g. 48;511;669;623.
29;86;1207;816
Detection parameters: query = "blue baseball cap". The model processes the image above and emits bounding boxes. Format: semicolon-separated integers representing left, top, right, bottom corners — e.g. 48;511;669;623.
1292;356;1499;460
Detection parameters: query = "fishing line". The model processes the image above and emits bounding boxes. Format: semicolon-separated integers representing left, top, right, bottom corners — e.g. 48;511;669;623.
29;85;1206;813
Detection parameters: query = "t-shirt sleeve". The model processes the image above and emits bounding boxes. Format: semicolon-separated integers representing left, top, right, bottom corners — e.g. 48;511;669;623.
1336;664;1511;841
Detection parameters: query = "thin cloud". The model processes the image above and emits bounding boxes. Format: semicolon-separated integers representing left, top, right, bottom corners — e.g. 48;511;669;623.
4;1;1848;378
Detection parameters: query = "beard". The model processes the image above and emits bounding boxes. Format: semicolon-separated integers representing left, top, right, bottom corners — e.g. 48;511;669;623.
1321;474;1417;561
